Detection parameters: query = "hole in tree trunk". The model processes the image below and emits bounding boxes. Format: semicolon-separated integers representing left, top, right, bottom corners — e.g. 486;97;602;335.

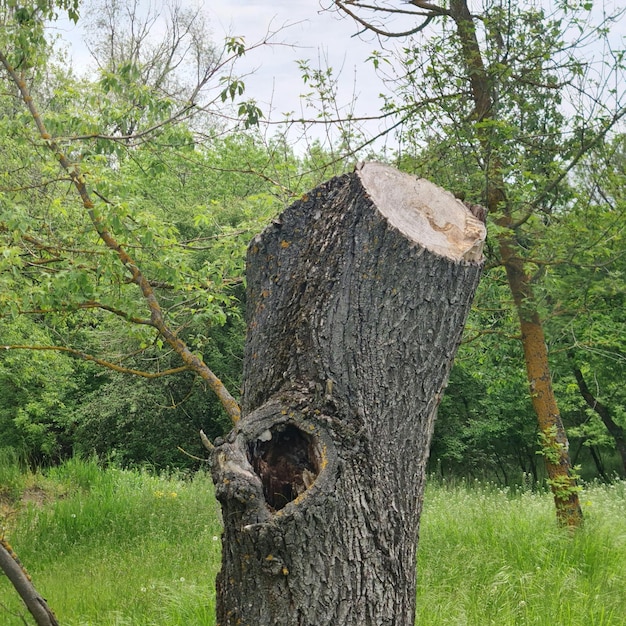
248;424;320;511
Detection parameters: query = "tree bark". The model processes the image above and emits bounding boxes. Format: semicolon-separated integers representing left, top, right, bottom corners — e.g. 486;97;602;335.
0;538;59;626
499;236;583;526
211;162;485;626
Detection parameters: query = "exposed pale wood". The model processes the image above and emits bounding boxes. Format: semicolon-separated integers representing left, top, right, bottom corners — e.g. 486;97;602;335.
357;162;485;261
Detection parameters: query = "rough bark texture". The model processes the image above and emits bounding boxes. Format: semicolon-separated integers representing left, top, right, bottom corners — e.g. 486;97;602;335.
211;162;485;626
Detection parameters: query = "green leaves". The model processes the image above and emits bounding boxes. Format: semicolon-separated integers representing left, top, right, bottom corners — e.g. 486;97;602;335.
220;78;245;102
219;77;263;128
237;101;263;129
225;36;246;57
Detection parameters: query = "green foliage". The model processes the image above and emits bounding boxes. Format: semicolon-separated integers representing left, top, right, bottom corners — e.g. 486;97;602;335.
0;0;79;72
71;313;244;469
0;0;352;467
2;0;622;483
0;317;85;461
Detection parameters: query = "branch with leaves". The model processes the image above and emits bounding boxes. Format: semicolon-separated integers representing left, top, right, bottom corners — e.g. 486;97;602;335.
0;48;241;424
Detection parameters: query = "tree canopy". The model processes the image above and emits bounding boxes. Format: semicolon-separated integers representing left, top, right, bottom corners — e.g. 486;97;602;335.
0;0;624;491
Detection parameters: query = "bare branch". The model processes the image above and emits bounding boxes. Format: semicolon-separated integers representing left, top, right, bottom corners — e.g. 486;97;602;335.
1;344;192;378
335;0;442;38
0;538;59;626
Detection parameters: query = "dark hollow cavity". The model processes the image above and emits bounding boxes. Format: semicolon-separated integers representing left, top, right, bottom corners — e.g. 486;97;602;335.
248;424;320;510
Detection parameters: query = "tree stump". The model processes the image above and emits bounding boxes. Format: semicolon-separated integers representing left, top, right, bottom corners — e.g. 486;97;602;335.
211;162;486;626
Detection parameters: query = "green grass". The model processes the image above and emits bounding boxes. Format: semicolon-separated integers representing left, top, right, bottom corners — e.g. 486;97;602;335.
1;459;625;625
0;447;27;501
416;479;626;625
1;458;222;626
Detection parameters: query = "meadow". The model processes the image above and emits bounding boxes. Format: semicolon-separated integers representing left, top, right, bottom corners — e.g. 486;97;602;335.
1;453;625;625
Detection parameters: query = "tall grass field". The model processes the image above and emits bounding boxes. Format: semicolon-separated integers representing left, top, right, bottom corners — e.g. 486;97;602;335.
1;453;625;625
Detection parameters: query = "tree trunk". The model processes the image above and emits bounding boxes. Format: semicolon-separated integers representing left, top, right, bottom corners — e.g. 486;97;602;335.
448;0;583;527
0;538;59;626
571;361;626;477
500;237;583;526
211;162;485;625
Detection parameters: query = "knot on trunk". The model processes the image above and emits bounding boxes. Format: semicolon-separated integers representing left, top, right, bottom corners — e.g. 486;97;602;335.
212;396;337;524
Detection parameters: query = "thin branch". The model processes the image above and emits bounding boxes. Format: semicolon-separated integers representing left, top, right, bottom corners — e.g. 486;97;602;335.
1;345;191;378
0;538;59;626
14;302;152;325
0;49;241;424
77;300;153;324
335;0;441;38
177;445;210;462
200;429;214;451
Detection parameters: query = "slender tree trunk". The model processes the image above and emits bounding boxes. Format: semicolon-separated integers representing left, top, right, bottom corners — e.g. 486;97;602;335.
449;0;583;526
0;538;59;626
571;361;626;476
499;238;583;526
211;163;485;625
588;446;609;481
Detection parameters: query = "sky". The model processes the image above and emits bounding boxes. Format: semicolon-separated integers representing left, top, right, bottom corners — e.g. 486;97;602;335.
50;1;625;152
205;1;395;143
52;0;398;149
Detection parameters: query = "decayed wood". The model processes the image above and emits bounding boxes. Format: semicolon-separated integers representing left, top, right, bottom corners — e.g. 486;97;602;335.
211;162;485;626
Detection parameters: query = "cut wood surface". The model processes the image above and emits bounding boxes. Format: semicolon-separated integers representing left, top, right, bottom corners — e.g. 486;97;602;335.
357;162;485;261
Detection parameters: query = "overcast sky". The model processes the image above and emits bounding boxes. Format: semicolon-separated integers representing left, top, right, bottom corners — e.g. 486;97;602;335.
206;1;384;113
52;0;396;149
206;0;395;144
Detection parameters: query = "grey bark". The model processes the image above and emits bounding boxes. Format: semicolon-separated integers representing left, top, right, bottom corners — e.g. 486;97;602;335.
211;162;486;626
0;539;59;626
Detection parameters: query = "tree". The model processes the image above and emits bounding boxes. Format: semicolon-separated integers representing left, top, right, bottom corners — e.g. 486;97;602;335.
0;1;286;617
546;135;626;477
331;0;626;526
2;7;487;625
211;162;485;625
0;0;288;421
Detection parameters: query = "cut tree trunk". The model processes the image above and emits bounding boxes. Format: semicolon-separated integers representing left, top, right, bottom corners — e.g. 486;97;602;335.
211;162;486;626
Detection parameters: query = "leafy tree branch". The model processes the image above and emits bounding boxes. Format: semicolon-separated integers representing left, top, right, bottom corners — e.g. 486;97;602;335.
0;48;241;423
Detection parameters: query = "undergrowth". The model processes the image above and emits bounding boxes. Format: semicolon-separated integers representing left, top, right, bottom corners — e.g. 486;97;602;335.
1;457;625;625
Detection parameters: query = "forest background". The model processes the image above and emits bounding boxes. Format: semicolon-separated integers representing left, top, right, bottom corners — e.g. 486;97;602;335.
1;0;626;489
